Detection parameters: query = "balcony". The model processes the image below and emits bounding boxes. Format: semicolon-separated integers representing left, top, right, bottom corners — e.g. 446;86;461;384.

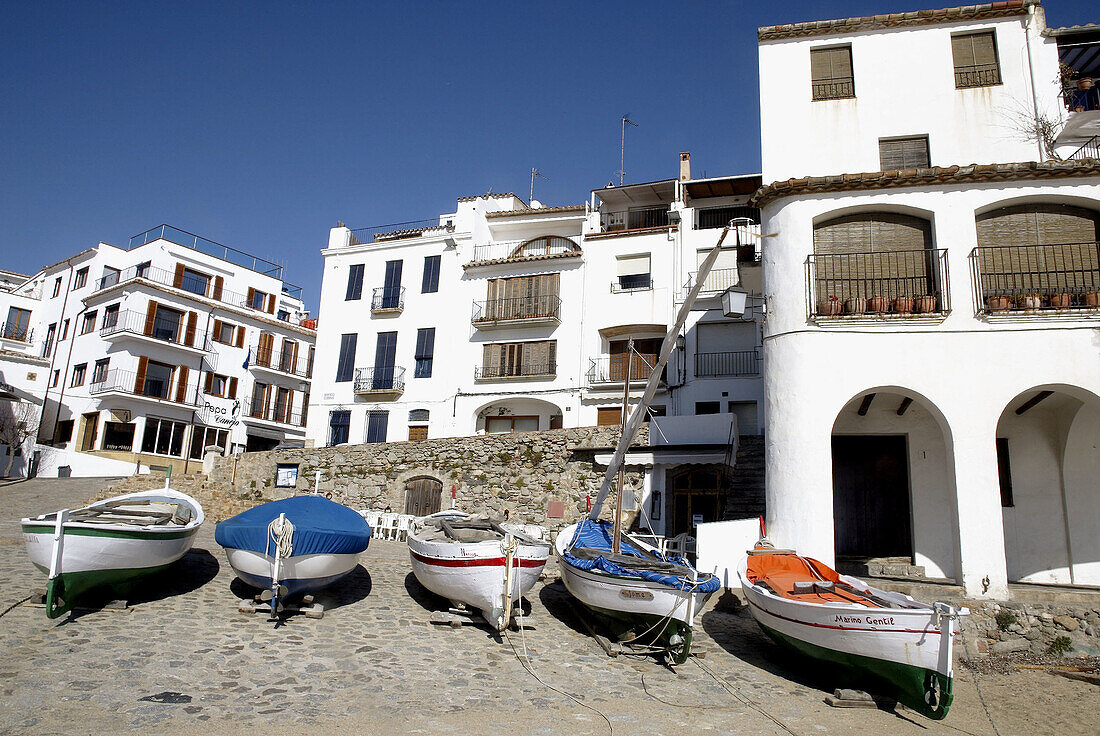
808;249;950;319
92;264;279;312
371;287;405;314
89;368;198;406
471;296;561;329
1067;135;1099;162
250;346;312;379
954;63;1000;89
101;310;213;353
812;76;855;101
685;267;740;297
474;362;556;381
0;322;32;344
970;242;1100;317
347;219;452;246
246;399;306;428
695;350;759;377
586;355;661;387
610;275;652;293
464;237;581;268
353;366;405;397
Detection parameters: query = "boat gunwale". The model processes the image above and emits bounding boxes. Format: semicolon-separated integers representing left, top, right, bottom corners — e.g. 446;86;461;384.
20;489;205;535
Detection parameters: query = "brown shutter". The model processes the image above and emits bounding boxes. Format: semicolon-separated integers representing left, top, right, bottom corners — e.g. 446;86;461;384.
285;389;294;423
176;365;190;403
204;371;214;394
289;340;299;372
228;377;238;399
173;264;185;288
134;356;148;394
144;301;158;336
266;294;276;313
257;333;273;366
184;311;197;347
810;46;851;83
247;287;256;309
212;320;223;343
212;276;224;301
263;384;271;418
235;325;245;348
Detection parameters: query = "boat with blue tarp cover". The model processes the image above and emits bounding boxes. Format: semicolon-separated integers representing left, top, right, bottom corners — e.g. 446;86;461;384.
215;496;371;615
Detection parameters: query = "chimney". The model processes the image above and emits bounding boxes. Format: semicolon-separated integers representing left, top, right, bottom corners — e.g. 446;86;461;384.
679;152;691;181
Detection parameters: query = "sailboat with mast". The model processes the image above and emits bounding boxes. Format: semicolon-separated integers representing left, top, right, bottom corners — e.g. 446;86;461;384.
555;225;740;664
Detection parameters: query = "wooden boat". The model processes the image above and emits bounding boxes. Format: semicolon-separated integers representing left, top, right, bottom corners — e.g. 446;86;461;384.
21;489;205;618
215;496;371;615
737;546;968;720
407;510;550;631
557;227;737;665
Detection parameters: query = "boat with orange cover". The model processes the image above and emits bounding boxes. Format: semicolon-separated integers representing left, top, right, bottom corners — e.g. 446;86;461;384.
737;544;967;720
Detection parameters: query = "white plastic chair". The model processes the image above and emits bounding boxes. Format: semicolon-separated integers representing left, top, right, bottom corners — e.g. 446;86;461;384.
395;514;412;542
360;510;382;537
380;513;397;541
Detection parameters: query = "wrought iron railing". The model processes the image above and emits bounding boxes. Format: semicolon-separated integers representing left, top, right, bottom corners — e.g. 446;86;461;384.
90;368;198;404
128;224;289;281
371;286;406;311
812;76;855;100
954;63;1000;88
100;310;212;350
353;366;406;393
248;399;305;427
93;263;274;308
347;219;448;246
686;267;739;295
0;321;32;342
587;355;660;385
472;295;561;323
808;248;949;317
611;274;652;293
250;346;313;378
95;264;174;292
467;238;581;265
1067;135;1100;162
970;242;1100;313
475;362;556;380
695;350;760;377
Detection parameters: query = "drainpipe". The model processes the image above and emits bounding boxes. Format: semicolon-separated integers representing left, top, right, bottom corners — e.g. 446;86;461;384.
38;257;79;444
1023;2;1046;161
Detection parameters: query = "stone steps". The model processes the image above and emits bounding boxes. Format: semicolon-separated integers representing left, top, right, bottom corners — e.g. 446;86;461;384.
722;434;765;521
837;556;928;579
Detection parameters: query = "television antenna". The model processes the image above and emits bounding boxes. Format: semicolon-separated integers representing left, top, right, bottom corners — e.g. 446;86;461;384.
530;168;548;203
617;114;638;186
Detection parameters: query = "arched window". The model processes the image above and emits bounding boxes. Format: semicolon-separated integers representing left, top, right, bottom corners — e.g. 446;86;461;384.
508;236;581;259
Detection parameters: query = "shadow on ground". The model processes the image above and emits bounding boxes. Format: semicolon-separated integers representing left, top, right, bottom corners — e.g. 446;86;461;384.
228;563;373;613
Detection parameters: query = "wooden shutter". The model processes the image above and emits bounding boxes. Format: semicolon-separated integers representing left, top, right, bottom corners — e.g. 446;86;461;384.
235;325;245;348
228;377;238;399
813;213;933;301
879;137;929;171
257;333;274;366
212;319;223;343
184;311;197;347
408;425;428;441
597;407;622;426
285;389;294;423
204;371;214;393
266;294;276;313
144;301;158;336
976;204;1100;293
247;287;256;309
134;356;148;394
173;264;185;289
810;46;851;84
175;365;189;403
212;276;224;300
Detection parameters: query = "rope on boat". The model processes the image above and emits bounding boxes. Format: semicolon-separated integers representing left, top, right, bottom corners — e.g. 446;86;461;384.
265;515;295;560
693;656;801;736
0;595;33;619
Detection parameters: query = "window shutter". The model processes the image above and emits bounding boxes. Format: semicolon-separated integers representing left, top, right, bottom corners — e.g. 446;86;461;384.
175;365;189;403
257;333;273;366
247;287;256;309
879;137;930;171
616;255;651;276
205;372;214;394
134;356;148;394
285;389;294;423
212;319;223;343
213;276;224;301
235;325;245;348
228;377;238;399
346;264;364;300
266;294;276;313
173;264;185;289
185;311;197;347
144;301;158;336
548;340;556;373
336;333;357;382
951;34;976;68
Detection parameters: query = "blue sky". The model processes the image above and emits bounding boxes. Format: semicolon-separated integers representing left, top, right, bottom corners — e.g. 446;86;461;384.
2;1;1094;308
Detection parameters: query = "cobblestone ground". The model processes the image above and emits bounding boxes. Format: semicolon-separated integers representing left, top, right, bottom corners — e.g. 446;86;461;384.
1;479;1096;736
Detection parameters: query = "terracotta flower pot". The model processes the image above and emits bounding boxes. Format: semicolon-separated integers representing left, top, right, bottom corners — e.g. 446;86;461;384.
1050;292;1073;308
892;296;914;314
818;299;842;316
1085;291;1100;307
913;295;938;313
867;296;889;313
987;295;1012;312
844;297;867;315
1016;295;1043;310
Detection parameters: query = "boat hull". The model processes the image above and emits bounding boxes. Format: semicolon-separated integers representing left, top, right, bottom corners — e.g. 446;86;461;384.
223;548;360;597
738;559;958;719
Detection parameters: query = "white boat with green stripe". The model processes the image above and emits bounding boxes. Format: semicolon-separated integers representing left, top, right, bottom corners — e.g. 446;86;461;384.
21;489;204;618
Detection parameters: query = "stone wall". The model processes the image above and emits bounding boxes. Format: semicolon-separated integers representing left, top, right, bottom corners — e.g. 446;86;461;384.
207;425;648;529
967;600;1100;657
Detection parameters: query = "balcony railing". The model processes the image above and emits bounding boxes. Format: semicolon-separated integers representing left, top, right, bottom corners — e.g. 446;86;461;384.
610;274;652;293
472;295;561;324
0;322;32;343
93;264;281;309
812;76;855;101
250;346;313;378
101;310;213;351
695;350;759;377
371;286;405;312
970;242;1100;314
347;219;449;246
90;368;198;405
466;237;582;266
686;267;739;295
247;399;306;427
353;366;405;394
808;248;949;317
475;362;556;380
128;224;290;283
954;63;1000;88
587;355;660;385
1067;135;1099;162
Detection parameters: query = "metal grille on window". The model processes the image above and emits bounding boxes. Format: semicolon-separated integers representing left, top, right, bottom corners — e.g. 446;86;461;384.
810;46;854;100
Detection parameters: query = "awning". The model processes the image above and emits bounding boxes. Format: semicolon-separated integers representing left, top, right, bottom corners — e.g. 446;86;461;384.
593;179;676;207
593;444;733;468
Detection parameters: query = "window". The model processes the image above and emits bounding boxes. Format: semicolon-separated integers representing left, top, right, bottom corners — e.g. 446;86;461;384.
615;254;652;291
102;304;119;329
60;319;69;340
878;136;930;171
486;416;539;434
366;411;389;443
273;386;292;422
205;373;229;397
71;363;87;387
214;320;236;344
100;266;120;289
597;407;623;426
177;266;210;296
329;410;351;446
695;401;721;415
484;274;559;320
73;267;88;289
135;261;151;279
92;359;109;384
151;306;183;342
414;328;435;378
55;419;74;443
952;31;1000;88
996;438;1014;507
80;311;97;335
250;381;268;417
51;369;60;387
189;426;228;459
140;417;187;457
43;323;56;357
346;264;364;300
422;255;441;293
628;206;669;230
102;422;136;451
480;341;556;379
810;45;855;100
3;306;31;341
335;333;357;382
250;289;268;310
52;277;62;298
142;360;174;399
408;425;428;441
409;409;430;422
380;260;403;309
277;309;290;322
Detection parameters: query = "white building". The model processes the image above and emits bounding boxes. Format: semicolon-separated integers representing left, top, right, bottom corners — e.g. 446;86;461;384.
24;225;316;476
756;1;1100;598
309;158;766;536
0;269;50;477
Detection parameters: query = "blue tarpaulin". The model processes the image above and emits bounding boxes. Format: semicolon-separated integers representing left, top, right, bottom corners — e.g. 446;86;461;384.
215;496;371;557
562;520;720;593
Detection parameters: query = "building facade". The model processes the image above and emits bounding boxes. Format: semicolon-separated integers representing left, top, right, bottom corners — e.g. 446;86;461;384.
24;225;315;476
756;1;1100;597
0;269;50;477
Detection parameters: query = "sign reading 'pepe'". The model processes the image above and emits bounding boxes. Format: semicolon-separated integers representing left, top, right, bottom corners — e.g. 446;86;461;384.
199;398;241;428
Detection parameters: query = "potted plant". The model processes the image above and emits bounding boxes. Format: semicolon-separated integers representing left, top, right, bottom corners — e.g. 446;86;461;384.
818;294;842;316
867;296;889;313
1050;292;1073;308
913;294;938;313
844;296;866;315
987;294;1012;312
892;296;914;314
1016;294;1043;310
1085;291;1100;308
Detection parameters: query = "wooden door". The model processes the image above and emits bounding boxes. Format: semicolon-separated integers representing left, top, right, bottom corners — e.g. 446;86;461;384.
405;477;442;516
832;435;912;559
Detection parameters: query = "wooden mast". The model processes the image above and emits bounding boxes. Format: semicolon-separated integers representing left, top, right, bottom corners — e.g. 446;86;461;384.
611;339;633;554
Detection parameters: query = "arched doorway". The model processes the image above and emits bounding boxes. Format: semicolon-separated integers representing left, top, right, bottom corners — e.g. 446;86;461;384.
831;388;958;580
996;385;1100;585
404;476;442;516
667;465;728;538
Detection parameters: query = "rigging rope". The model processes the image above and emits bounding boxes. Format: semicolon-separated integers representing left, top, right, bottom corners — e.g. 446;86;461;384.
0;594;33;619
265;516;295;561
692;656;801;736
957;629;1003;736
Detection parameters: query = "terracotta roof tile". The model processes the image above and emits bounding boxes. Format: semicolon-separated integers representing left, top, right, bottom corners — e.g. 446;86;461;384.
456;192;522;203
485;205;586;219
758;1;1032;41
